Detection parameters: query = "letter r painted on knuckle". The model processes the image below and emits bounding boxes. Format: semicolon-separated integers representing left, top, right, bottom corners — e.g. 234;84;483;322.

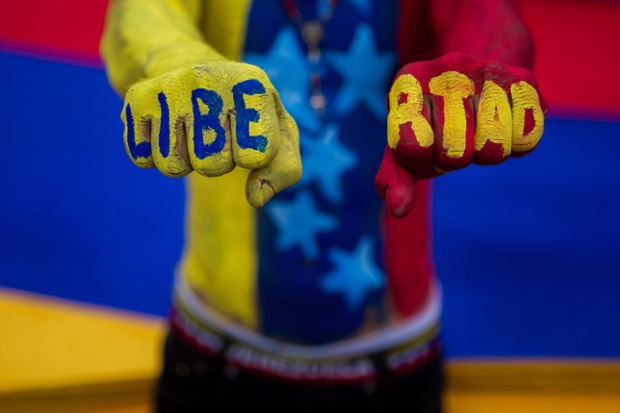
387;74;433;158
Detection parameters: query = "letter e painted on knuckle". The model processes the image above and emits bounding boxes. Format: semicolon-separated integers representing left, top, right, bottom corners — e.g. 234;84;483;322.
231;79;270;152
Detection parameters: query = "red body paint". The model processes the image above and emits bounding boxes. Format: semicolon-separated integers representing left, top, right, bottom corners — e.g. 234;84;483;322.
381;0;546;317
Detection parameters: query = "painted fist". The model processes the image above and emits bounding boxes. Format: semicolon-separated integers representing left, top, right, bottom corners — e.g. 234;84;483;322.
375;52;547;217
122;62;301;207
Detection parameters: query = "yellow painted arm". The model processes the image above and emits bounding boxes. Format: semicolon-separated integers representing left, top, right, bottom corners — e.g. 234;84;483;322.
100;0;220;96
100;0;301;207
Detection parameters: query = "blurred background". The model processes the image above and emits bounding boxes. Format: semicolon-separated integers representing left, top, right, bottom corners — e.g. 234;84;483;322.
1;0;619;411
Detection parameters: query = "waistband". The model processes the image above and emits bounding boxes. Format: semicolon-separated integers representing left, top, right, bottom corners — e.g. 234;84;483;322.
173;276;442;360
170;304;441;384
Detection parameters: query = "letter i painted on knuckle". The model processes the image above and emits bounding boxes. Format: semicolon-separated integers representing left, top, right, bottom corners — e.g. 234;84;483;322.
157;92;171;158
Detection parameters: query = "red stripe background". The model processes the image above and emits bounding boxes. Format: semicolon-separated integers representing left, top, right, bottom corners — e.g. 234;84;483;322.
0;0;618;112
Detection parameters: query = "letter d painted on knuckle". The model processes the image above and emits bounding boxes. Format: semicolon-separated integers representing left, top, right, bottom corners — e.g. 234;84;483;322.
511;81;544;155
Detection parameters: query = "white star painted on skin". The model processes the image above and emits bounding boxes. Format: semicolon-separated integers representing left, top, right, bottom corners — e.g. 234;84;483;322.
320;235;385;311
245;27;321;133
299;123;358;204
326;24;396;119
265;189;339;259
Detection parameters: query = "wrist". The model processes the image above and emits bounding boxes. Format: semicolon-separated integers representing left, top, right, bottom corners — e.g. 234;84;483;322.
145;40;228;78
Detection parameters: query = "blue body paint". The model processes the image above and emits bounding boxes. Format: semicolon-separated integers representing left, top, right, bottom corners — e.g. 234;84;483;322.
125;104;152;160
157;92;170;158
191;88;226;159
231;79;269;152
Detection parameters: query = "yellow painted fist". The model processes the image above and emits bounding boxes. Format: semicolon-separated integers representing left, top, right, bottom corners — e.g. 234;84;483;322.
121;62;301;207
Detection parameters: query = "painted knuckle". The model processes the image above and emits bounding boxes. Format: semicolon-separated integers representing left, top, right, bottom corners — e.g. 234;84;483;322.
126;62;283;181
387;74;433;150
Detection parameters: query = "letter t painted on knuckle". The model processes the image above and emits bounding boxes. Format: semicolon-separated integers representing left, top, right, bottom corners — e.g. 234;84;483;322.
428;71;475;161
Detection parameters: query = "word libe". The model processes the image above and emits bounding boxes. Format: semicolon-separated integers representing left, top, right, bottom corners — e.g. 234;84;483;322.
125;78;269;162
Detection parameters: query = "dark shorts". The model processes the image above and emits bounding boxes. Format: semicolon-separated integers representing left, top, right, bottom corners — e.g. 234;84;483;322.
155;328;445;413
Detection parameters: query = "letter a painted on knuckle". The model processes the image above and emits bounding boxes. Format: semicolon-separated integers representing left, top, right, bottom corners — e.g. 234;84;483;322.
232;79;269;152
191;88;226;159
475;80;512;160
125;103;151;160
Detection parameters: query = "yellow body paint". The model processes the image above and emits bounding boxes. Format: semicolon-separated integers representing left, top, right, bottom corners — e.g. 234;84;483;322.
428;71;475;158
102;0;278;328
387;74;434;150
182;168;257;325
475;80;512;156
185;0;258;327
511;81;544;153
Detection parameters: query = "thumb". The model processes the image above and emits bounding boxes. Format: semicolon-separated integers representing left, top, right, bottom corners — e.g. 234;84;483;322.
246;103;301;207
375;146;418;218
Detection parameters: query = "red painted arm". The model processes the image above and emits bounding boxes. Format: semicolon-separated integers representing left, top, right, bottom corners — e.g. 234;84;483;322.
377;0;545;218
429;0;534;69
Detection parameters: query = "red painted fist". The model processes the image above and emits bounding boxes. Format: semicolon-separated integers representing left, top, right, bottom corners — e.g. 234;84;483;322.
375;52;548;217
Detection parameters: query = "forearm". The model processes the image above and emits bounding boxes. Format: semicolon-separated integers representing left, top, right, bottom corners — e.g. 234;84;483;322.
430;0;534;69
100;0;225;95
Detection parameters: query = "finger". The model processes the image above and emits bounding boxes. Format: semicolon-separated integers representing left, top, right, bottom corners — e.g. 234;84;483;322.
122;80;159;168
510;81;545;157
474;80;512;165
186;86;235;177
429;71;476;171
231;79;280;170
246;101;301;208
151;90;193;177
375;146;418;218
387;73;434;161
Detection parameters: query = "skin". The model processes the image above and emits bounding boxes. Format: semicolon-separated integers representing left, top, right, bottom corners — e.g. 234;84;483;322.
101;0;546;336
102;0;301;208
375;0;548;218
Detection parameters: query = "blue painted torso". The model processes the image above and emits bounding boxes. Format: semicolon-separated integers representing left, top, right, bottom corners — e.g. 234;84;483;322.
244;0;398;344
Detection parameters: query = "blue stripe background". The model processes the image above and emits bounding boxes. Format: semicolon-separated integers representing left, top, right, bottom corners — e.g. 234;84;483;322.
1;51;619;357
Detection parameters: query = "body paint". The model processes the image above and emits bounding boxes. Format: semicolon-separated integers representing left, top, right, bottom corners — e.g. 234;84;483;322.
511;81;544;153
387;74;433;151
475;80;512;160
428;71;474;159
